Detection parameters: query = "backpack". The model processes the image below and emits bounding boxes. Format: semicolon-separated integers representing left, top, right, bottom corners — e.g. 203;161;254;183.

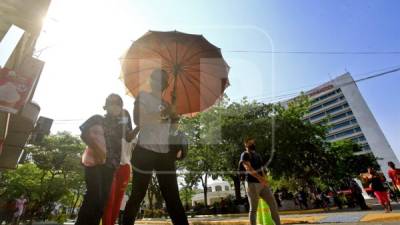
238;160;246;181
238;151;251;181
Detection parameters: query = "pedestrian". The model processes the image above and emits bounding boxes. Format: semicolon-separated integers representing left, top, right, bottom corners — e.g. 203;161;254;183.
298;189;309;209
331;189;343;209
239;137;281;225
387;161;400;192
274;191;282;208
348;179;370;210
362;167;392;213
0;199;15;225
12;195;26;225
102;109;138;225
122;69;189;225
75;94;133;225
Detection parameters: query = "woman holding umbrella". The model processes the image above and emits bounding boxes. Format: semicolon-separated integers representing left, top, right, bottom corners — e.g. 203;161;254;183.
122;69;188;225
120;31;230;225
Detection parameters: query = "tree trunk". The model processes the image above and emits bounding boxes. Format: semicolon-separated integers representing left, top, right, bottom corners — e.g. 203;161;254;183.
231;175;242;201
201;174;208;208
70;190;81;218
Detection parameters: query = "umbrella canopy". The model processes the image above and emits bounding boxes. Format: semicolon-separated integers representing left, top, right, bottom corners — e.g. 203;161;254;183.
120;30;230;115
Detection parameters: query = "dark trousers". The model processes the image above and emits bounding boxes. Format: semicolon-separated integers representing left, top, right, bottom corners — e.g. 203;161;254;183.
75;165;115;225
355;193;369;209
122;146;188;225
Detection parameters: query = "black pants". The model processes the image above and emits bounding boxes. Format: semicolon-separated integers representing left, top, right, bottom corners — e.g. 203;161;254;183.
123;146;188;225
75;165;115;225
355;193;369;209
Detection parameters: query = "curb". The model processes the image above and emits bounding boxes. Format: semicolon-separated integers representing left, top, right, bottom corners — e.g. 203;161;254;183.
361;213;400;222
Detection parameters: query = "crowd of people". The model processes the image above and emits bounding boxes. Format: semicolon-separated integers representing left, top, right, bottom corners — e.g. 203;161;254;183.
74;69;188;225
0;195;27;225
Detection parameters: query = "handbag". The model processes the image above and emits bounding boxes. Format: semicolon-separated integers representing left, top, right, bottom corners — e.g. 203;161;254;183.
169;130;188;160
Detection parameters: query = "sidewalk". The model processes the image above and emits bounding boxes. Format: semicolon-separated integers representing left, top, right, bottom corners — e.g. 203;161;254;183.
135;212;400;224
134;204;400;224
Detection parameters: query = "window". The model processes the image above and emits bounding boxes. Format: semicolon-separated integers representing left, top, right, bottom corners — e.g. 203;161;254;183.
326;103;349;114
329;126;361;139
215;185;222;192
207;187;212;192
328;118;357;132
0;25;25;67
327;135;335;141
329;111;353;122
351;135;366;143
310;112;325;120
311;89;341;103
225;186;229;191
310;95;345;113
361;144;371;151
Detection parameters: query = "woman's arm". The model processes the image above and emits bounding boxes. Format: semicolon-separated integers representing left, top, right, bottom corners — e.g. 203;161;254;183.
83;124;106;163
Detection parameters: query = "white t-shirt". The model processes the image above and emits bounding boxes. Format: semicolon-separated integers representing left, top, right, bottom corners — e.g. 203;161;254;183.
136;92;170;153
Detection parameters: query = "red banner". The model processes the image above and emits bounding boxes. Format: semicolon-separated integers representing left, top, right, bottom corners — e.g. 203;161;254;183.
0;57;44;113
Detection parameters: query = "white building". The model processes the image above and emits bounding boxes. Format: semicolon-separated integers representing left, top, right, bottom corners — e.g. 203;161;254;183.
191;181;245;206
291;73;399;178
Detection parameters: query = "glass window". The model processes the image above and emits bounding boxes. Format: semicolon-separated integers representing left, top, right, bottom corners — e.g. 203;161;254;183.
225;186;229;191
326;103;349;114
330;112;347;122
310;112;325;120
215;186;222;192
207;187;212;192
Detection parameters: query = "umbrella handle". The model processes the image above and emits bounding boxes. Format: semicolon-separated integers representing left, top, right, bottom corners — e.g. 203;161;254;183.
171;70;179;109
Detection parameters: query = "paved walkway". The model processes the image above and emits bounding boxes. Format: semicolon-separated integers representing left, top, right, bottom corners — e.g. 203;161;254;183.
134;204;400;224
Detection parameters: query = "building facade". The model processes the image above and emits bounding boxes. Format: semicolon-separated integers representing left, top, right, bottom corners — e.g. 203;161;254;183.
191;181;246;206
299;73;399;178
0;0;51;169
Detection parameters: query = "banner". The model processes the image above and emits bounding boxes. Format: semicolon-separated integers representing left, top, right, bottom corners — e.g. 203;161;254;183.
0;57;44;113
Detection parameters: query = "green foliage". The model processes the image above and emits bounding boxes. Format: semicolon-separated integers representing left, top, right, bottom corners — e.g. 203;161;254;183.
0;132;85;221
178;94;377;199
323;140;378;187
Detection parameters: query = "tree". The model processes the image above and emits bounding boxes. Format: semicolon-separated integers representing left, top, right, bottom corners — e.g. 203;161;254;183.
179;94;335;201
0;132;85;222
323;140;378;187
179;110;221;208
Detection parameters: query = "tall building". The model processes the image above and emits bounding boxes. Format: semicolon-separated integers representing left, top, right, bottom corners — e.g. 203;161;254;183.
298;73;399;178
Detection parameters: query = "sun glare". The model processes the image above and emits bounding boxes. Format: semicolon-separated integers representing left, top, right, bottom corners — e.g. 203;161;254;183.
34;0;147;133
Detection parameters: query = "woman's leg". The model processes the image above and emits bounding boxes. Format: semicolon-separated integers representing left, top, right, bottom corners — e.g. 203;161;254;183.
111;164;131;224
260;186;281;225
155;153;188;225
102;170;118;225
245;182;261;225
76;165;114;225
123;148;153;225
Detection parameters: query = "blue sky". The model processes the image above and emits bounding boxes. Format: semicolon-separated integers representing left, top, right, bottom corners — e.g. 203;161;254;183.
2;0;400;159
124;0;400;158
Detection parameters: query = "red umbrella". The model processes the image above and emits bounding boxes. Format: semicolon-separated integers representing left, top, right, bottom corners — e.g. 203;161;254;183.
120;30;230;115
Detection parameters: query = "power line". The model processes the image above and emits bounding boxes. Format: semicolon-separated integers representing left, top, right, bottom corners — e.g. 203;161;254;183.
249;66;400;102
51;65;400;123
224;50;400;55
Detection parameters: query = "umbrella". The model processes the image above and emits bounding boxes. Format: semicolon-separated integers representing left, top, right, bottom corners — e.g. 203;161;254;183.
120;30;230;115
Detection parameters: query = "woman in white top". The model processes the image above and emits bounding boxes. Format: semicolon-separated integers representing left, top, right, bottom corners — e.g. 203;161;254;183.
123;69;188;225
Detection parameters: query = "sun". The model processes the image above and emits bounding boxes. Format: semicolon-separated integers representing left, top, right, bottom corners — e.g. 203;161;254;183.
33;0;147;134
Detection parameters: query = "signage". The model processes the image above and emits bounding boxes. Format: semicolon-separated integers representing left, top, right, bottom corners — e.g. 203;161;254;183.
0;57;44;113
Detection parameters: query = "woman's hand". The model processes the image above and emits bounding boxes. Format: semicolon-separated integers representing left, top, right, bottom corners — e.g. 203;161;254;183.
161;104;179;121
126;127;140;142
